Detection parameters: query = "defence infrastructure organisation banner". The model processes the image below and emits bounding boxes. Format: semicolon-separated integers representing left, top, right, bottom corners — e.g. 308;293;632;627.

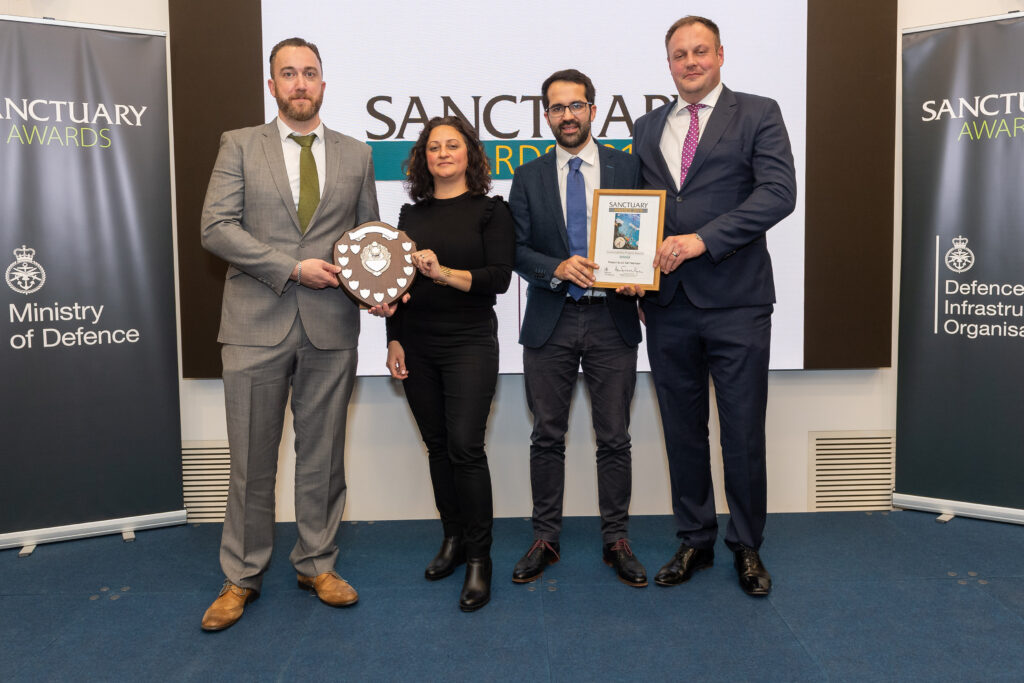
0;17;184;548
897;14;1024;523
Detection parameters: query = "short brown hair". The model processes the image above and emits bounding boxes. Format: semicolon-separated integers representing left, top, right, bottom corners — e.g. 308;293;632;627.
665;16;721;49
403;116;492;202
269;37;322;75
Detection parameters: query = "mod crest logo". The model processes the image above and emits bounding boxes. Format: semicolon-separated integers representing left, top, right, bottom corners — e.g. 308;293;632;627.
944;235;975;274
5;245;46;295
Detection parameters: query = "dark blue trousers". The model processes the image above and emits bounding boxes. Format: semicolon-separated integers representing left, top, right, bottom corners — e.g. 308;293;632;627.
644;291;772;551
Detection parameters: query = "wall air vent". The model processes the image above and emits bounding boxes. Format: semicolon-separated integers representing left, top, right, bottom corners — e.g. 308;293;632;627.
808;431;895;511
182;440;230;522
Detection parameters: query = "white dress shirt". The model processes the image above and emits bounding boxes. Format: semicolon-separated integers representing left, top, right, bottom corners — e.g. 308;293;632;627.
276;116;326;209
659;81;724;191
552;136;604;295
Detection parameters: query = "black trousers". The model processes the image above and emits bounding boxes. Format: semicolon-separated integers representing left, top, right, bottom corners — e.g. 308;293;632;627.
401;315;497;558
644;291;772;551
523;300;638;545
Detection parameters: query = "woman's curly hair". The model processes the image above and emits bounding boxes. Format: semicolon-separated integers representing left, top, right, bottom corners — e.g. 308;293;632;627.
403;116;492;202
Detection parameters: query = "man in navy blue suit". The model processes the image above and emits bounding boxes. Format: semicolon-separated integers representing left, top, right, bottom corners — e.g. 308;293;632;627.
509;69;647;587
633;16;796;596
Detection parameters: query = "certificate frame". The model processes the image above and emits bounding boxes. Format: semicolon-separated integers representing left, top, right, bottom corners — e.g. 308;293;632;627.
588;189;666;290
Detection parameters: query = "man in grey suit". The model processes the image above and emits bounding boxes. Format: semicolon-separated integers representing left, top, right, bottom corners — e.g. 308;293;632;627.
509;70;647;587
199;37;379;631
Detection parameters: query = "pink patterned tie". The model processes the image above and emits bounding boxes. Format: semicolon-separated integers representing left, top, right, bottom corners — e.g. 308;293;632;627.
679;103;705;187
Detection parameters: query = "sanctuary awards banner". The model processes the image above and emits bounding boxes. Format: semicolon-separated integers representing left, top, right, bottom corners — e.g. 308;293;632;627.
0;17;184;547
896;14;1024;523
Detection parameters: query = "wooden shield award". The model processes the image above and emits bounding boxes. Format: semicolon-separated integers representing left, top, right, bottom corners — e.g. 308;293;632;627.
334;221;416;306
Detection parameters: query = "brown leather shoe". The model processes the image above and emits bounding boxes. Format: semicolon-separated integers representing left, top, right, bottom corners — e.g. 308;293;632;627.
297;571;358;607
201;581;258;632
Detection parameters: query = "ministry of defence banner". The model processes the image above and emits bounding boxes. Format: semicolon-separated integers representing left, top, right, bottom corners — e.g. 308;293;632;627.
897;15;1024;522
0;17;184;545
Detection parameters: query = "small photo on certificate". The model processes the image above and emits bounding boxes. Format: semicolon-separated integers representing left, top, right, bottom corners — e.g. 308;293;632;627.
588;189;666;290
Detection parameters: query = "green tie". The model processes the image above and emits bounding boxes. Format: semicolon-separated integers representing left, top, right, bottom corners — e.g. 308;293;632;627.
289;133;319;233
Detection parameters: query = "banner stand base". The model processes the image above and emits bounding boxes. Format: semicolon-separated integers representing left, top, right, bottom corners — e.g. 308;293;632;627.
0;510;187;551
893;494;1024;526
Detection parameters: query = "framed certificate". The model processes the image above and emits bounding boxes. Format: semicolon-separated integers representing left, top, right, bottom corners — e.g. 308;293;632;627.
588;189;666;290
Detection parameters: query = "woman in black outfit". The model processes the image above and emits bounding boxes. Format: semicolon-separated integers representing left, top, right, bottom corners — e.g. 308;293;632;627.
373;116;514;611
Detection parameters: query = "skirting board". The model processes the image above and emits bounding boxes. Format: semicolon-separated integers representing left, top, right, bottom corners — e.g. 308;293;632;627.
0;510;187;550
893;493;1024;525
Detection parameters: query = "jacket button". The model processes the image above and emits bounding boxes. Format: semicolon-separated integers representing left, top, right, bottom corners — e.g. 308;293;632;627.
675;196;683;203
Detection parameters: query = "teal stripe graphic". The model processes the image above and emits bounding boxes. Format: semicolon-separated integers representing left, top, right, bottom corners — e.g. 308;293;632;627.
367;139;633;181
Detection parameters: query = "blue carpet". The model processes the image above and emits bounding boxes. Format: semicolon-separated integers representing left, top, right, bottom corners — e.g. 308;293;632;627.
1;511;1023;681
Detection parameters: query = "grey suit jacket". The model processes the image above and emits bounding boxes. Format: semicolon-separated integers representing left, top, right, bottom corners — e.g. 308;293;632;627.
510;143;642;348
201;121;379;349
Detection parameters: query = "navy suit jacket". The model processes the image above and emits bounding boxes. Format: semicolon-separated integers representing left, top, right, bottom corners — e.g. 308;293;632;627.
510;142;642;348
633;86;796;308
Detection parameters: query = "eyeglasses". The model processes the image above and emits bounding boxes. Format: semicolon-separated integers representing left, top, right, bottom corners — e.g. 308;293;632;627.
545;101;592;117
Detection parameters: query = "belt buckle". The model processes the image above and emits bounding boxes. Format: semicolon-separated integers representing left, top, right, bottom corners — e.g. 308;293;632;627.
571;292;604;305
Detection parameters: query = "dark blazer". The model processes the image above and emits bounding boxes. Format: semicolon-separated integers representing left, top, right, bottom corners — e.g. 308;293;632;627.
510;142;642;348
633;86;796;308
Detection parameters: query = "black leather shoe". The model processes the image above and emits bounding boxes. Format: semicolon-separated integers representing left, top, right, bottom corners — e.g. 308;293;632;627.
654;543;714;586
734;547;771;596
602;539;648;587
425;536;465;581
512;539;560;583
459;557;492;612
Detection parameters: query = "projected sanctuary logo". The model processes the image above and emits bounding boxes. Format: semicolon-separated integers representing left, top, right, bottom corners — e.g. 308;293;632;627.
362;92;674;180
937;235;1024;341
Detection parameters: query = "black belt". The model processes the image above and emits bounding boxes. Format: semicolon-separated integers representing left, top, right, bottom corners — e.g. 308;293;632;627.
567;294;606;305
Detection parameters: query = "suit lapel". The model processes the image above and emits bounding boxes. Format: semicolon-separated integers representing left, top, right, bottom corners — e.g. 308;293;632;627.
597;143;615;188
683;86;737;190
643;102;677;190
261;121;302;233
314;126;341;227
539;152;570;253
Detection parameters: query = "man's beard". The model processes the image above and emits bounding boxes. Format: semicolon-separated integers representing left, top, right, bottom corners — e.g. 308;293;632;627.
552;118;590;149
277;93;322;122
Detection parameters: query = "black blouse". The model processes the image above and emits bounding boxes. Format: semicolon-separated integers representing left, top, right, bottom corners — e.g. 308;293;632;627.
386;192;515;343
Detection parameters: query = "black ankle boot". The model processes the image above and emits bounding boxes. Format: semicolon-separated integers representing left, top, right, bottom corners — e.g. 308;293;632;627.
459;557;491;612
425;536;465;581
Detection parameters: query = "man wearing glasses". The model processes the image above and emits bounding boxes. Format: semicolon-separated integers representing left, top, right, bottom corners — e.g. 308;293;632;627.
509;69;646;587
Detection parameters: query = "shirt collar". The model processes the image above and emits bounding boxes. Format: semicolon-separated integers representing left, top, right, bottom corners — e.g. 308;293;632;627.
276;116;325;142
671;81;725;116
555;135;599;170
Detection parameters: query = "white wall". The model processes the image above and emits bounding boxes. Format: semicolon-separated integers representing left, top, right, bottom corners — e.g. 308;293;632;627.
6;0;1022;523
1;1;168;30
